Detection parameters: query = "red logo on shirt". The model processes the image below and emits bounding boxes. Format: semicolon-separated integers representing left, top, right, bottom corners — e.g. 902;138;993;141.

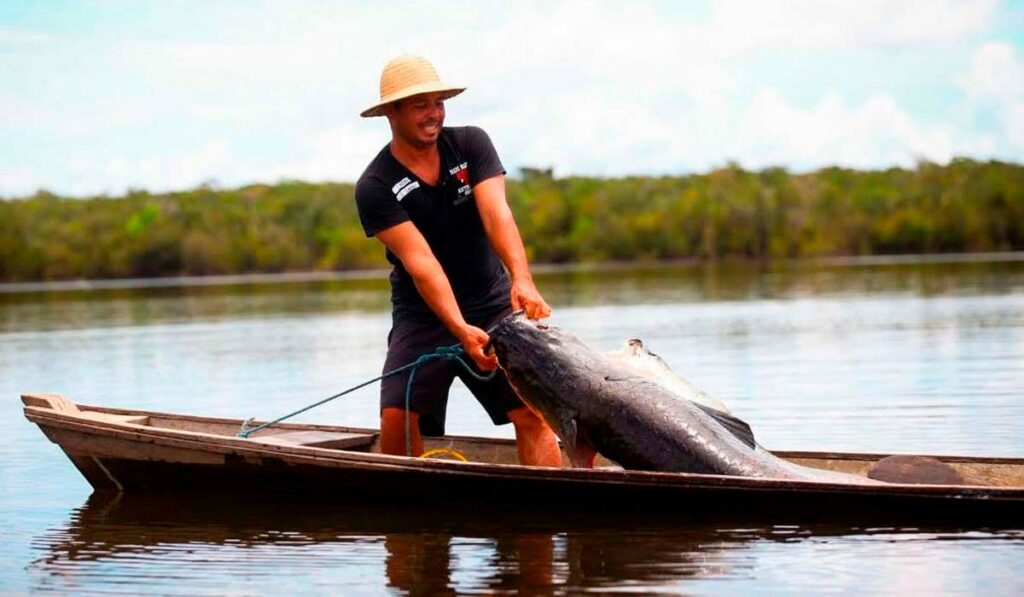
449;161;472;204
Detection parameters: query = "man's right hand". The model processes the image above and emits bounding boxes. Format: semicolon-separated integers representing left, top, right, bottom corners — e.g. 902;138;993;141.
458;325;498;372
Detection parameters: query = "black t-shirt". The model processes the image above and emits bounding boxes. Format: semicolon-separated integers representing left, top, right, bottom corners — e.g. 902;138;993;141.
355;126;511;322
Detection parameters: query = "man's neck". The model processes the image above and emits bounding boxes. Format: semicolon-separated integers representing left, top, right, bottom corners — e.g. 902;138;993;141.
390;136;441;185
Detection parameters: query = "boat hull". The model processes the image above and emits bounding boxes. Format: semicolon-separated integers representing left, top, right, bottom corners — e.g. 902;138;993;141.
24;394;1024;525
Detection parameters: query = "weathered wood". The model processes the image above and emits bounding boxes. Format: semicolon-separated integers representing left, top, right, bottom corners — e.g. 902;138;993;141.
253;430;376;450
20;395;1024;523
782;453;1024;488
78;411;150;426
22;393;79;412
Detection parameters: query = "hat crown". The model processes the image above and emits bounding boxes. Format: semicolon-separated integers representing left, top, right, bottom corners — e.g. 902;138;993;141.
360;54;465;117
379;54;442;100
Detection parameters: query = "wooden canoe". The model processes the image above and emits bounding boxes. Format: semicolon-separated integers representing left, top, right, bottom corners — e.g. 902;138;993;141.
22;393;1024;524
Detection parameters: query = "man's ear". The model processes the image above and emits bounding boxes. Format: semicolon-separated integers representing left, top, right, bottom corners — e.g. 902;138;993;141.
383;101;401;123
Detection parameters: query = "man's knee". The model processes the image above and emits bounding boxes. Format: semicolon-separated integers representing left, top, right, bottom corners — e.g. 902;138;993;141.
507;406;548;433
381;407;418;428
507;405;562;467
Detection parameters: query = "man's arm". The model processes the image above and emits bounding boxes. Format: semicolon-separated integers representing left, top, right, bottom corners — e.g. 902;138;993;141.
376;221;497;371
474;175;551;320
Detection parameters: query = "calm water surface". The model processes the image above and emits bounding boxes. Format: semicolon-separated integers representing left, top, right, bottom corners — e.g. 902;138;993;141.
2;258;1024;594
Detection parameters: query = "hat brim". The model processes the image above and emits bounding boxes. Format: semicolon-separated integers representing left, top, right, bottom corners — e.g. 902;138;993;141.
360;84;466;118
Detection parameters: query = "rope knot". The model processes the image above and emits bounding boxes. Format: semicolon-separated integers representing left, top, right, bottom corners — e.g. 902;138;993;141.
435;345;465;358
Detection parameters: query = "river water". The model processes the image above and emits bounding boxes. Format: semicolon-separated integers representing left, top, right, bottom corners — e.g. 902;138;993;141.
2;257;1023;594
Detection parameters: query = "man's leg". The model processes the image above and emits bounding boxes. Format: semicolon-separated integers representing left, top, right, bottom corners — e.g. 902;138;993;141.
507;406;562;467
381;407;424;456
379;317;454;457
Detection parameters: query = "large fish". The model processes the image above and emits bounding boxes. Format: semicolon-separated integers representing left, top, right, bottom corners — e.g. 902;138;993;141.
488;313;875;484
605;339;732;414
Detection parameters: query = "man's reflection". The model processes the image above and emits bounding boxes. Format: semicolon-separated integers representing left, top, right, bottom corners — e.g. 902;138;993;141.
384;533;455;595
39;493;821;593
383;532;556;593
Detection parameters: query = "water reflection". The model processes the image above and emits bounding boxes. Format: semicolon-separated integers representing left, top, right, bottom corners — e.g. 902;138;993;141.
29;493;761;594
381;533;561;593
31;492;1024;594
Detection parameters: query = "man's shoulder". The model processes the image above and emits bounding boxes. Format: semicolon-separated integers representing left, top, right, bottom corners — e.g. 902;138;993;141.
443;125;489;147
443;126;503;184
356;144;398;194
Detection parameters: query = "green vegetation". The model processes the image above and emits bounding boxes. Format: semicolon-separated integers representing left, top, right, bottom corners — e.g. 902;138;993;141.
1;159;1022;282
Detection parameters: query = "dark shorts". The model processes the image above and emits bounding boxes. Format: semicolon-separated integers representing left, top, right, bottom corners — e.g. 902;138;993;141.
380;307;522;436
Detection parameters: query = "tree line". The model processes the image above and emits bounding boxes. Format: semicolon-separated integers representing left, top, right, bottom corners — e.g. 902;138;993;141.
0;158;1021;281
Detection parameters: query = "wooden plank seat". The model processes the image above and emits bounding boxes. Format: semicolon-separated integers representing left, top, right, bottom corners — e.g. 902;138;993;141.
252;430;377;450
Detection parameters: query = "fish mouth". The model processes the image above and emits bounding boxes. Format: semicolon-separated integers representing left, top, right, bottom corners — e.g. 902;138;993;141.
486;309;553;365
486;308;526;338
484;309;520;358
486;309;554;332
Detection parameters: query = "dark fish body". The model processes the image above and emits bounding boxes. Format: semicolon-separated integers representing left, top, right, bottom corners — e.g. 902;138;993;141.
489;314;872;484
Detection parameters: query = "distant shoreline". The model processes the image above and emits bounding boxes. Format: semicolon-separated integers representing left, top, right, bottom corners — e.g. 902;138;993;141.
5;161;1021;283
2;251;1023;295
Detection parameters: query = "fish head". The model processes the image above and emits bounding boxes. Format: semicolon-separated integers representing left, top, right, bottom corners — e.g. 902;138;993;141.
603;338;645;360
604;337;664;376
489;312;563;366
488;312;592;439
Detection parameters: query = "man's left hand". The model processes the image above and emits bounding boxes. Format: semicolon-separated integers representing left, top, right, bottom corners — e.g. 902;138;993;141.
511;279;551;320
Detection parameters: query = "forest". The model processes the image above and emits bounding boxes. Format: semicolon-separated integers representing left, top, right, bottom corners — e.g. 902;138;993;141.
0;158;1021;281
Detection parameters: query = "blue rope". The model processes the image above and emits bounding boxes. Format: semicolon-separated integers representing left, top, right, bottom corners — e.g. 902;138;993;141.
237;344;496;457
400;345;495;456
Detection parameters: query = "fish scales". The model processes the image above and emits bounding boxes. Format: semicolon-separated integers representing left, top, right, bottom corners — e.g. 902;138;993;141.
490;313;875;484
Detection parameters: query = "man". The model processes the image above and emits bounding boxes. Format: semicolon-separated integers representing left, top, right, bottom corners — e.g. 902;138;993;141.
355;54;561;467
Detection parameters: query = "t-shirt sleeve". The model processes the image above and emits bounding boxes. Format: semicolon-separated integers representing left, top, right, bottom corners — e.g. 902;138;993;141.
354;177;409;237
463;126;506;186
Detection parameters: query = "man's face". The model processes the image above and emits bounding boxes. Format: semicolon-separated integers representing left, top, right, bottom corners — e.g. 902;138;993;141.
386;92;445;148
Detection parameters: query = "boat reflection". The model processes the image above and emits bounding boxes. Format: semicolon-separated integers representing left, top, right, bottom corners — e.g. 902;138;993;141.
30;491;957;593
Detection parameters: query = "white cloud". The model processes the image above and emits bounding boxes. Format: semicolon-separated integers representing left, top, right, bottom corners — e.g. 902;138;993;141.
735;90;955;168
0;94;49;129
486;87;957;177
0;1;1017;196
63;141;235;196
1008;103;1024;151
710;0;998;51
959;42;1024;99
0;164;45;197
957;42;1024;154
264;123;383;183
377;0;996;175
0;27;52;45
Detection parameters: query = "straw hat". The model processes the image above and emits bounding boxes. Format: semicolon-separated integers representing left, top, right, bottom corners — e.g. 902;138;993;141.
360;54;466;118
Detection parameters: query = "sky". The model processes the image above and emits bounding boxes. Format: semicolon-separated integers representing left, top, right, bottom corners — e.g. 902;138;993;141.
1;0;1023;198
